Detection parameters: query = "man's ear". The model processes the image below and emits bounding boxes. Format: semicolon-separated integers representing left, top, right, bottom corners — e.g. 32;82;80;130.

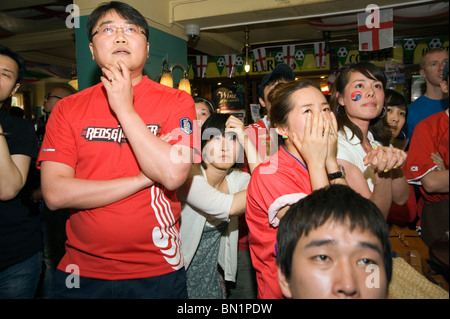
10;83;20;96
440;80;449;94
419;68;426;79
89;42;95;61
277;268;292;299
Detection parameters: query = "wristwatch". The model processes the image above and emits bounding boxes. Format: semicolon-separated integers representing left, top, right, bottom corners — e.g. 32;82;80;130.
327;165;346;180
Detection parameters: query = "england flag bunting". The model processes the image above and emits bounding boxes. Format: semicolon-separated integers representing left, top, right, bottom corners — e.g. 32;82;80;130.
252;48;266;72
357;8;393;51
224;54;236;78
283;45;296;69
313;42;327;68
196;55;208;78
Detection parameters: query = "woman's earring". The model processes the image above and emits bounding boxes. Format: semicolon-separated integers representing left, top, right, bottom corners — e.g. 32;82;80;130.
378;107;387;118
281;134;288;140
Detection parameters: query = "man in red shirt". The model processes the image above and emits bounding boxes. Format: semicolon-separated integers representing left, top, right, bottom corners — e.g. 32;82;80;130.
38;1;199;298
245;63;295;160
404;60;449;247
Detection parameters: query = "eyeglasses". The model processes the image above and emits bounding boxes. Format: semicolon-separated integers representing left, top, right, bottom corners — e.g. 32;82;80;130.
92;24;146;38
45;93;63;100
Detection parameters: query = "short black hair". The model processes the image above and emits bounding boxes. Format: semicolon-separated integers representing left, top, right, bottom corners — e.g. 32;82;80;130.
201;112;231;152
200;113;244;169
384;89;407;113
86;1;149;42
277;184;392;284
194;97;217;115
0;44;26;83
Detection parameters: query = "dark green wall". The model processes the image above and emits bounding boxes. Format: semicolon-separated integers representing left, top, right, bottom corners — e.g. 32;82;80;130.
75;15;188;91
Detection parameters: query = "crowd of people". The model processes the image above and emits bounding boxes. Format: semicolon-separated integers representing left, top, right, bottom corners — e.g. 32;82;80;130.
0;1;448;300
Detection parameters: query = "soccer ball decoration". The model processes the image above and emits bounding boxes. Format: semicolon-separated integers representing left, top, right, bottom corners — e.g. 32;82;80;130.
235;56;244;66
216;57;226;67
274;51;284;63
428;38;442;49
294;50;305;61
336;47;348;57
403;39;416;51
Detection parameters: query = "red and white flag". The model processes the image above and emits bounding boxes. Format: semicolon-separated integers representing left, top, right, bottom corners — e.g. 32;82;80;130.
283;45;296;69
313;42;327;68
224;54;236;78
358;8;393;51
196;55;208;78
252;48;266;72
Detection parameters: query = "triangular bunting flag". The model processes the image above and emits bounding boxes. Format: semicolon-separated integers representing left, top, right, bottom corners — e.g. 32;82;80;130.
235;55;245;75
313;42;327;68
283;45;296;69
224;54;236;78
196;55;208;78
273;50;284;66
427;37;445;49
252;48;266;72
215;56;226;76
188;59;193;75
294;49;306;69
335;46;350;66
402;39;419;63
358;8;393;51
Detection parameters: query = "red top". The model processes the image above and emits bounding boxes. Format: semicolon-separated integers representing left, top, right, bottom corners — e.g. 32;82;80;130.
238;119;278;251
246;146;311;298
38;76;200;280
405;110;449;205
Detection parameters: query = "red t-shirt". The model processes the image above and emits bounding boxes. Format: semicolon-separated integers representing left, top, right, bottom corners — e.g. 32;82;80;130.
246;146;311;298
405;110;449;207
38;76;200;280
246;119;274;160
239;119;280;251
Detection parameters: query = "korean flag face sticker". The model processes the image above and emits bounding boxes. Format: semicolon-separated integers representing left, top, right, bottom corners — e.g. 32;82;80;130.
351;91;362;102
180;117;193;135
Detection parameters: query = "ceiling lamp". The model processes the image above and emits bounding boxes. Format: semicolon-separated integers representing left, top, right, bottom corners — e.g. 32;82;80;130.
244;27;250;73
159;59;191;95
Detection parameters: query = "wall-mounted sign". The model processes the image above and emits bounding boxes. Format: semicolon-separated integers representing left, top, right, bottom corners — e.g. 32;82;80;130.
212;85;244;111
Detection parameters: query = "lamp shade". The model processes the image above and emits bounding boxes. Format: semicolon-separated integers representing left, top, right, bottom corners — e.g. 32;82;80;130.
160;72;173;88
178;78;191;95
68;78;78;91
